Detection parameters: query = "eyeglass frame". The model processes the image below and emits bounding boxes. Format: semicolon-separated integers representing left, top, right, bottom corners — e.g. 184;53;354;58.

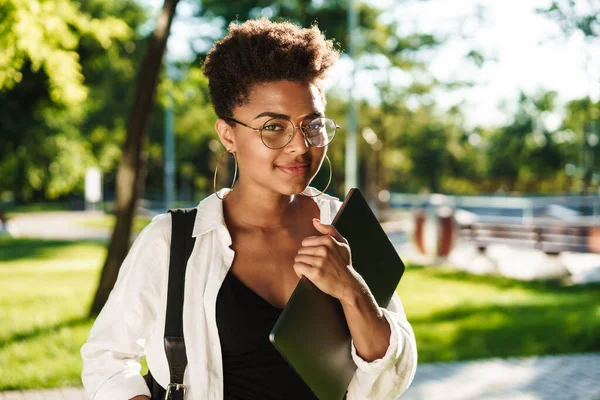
224;116;340;150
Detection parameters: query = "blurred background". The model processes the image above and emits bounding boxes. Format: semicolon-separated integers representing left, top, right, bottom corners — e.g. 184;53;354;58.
1;0;599;399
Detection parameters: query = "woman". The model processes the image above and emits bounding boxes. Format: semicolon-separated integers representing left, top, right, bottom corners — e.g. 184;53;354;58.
81;18;417;400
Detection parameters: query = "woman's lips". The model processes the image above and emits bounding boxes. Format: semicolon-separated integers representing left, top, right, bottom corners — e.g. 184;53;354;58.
277;164;310;176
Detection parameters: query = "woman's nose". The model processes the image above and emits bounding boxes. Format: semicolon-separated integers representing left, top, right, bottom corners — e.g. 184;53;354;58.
285;125;310;153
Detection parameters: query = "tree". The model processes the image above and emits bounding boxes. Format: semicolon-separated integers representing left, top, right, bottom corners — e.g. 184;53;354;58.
0;0;131;105
89;0;180;316
143;64;219;199
537;0;599;40
563;97;600;193
538;0;600;194
0;0;133;202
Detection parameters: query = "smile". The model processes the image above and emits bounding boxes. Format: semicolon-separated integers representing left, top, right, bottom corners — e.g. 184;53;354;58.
277;164;310;176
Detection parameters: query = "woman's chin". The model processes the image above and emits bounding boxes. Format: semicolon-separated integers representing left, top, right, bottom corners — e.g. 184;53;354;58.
275;181;310;196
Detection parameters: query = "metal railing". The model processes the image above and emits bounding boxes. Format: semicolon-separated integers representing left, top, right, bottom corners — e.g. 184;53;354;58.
389;193;600;224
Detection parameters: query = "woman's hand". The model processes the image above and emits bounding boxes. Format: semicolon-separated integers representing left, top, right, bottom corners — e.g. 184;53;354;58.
294;218;392;361
293;218;363;306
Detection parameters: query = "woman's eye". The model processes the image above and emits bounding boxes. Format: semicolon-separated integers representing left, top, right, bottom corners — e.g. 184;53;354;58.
263;124;285;132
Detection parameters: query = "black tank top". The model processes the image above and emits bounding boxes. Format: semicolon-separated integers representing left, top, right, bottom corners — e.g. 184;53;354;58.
216;270;319;400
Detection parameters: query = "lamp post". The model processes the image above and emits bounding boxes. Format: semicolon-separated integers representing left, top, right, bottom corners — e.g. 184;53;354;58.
345;0;359;193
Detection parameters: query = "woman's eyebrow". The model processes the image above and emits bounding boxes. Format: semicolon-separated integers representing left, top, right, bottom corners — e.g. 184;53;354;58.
253;111;323;120
302;112;323;119
253;111;290;120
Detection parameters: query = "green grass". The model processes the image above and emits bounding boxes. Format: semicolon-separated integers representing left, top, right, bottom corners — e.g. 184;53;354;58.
0;238;103;390
0;238;599;390
0;237;150;391
397;265;600;363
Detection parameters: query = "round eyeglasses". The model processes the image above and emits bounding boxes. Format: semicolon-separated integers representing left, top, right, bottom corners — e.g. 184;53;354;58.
226;116;339;150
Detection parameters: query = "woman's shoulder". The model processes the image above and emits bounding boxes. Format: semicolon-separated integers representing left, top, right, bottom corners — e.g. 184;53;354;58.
137;206;203;247
135;212;173;248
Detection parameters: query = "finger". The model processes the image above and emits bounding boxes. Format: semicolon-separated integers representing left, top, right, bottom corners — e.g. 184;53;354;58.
294;254;326;268
302;235;336;249
297;245;329;257
294;262;326;282
312;218;346;243
292;261;315;279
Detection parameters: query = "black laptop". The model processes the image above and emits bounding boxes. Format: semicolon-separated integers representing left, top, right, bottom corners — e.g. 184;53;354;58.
269;188;405;400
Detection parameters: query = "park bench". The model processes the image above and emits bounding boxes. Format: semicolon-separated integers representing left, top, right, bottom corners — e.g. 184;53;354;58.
457;220;600;255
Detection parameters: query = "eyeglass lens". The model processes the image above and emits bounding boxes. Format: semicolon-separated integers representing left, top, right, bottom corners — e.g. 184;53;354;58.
260;117;336;149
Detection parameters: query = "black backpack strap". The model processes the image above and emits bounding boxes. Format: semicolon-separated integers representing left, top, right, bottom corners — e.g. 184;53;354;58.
164;208;197;400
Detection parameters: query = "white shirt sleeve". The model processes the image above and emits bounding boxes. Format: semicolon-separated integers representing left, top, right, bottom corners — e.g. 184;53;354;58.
347;293;418;400
80;214;171;400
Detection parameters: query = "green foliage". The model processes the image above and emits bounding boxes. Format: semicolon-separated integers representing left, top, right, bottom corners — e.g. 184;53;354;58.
478;91;599;193
196;0;357;52
2;0;599;204
564;96;600;172
321;81;466;195
537;0;599;39
149;65;219;195
0;0;131;106
193;0;441;67
537;1;600;193
0;0;147;202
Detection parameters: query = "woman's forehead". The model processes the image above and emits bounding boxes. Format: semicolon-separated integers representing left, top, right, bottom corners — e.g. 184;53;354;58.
241;81;325;117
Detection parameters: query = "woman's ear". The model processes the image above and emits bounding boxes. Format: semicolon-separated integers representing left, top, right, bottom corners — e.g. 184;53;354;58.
215;119;236;152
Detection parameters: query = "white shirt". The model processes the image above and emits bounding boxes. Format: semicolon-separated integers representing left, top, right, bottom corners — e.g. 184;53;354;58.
81;187;417;400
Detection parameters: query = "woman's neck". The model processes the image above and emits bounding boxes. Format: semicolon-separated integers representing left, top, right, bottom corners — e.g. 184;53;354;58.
222;183;301;230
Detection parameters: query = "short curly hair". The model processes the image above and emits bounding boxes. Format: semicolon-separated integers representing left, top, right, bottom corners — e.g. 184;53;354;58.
203;18;339;119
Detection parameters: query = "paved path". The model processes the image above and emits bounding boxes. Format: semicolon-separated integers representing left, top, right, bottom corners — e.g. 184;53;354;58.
402;353;600;400
2;353;598;399
5;211;112;240
5;211;156;241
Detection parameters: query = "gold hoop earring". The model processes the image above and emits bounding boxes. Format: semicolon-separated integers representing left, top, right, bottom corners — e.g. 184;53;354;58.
214;151;238;200
304;154;332;198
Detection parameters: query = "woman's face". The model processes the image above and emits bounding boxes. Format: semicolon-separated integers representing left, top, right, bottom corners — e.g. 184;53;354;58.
217;80;328;197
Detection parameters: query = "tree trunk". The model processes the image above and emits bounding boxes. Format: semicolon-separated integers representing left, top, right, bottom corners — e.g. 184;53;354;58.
89;0;180;317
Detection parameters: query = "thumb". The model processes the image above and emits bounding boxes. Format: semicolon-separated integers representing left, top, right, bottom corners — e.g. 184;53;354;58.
312;218;344;241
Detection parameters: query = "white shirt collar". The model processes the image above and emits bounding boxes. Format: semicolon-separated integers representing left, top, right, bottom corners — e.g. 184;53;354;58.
191;187;339;238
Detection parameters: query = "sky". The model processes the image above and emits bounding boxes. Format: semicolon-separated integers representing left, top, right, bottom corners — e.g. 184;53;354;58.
140;0;599;128
388;0;599;128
